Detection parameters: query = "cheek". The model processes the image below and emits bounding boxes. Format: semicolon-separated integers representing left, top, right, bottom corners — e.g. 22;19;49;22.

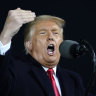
37;35;47;42
36;38;46;48
57;37;63;45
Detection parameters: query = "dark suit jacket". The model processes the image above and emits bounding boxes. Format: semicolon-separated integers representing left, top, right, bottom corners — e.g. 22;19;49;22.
0;50;95;96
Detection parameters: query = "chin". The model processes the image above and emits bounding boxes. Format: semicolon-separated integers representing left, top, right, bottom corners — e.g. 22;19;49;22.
46;57;59;64
44;53;60;64
44;60;58;68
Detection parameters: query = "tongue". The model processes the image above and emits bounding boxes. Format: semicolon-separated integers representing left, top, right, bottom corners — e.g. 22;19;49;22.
47;49;54;55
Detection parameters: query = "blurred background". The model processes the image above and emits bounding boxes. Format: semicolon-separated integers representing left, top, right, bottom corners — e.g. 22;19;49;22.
0;0;96;94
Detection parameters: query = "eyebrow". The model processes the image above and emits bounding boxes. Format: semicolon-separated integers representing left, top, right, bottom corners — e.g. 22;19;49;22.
39;29;48;32
39;27;59;31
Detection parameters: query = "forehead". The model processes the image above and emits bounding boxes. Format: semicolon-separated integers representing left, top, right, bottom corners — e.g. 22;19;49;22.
34;20;60;31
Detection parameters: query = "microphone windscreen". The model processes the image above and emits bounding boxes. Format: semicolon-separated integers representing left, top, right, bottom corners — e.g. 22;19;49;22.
59;40;79;59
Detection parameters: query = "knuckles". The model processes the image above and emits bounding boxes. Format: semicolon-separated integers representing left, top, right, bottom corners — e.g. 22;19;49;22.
7;8;36;24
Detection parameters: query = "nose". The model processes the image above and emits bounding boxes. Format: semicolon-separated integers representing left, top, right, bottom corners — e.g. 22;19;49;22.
48;37;54;41
47;32;54;41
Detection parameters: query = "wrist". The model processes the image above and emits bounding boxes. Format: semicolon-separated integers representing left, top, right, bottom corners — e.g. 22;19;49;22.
0;32;12;45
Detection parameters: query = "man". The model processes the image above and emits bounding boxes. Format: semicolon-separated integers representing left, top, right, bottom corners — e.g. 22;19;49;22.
0;8;95;96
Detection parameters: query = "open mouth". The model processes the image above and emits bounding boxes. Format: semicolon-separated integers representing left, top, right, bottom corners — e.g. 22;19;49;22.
47;44;55;56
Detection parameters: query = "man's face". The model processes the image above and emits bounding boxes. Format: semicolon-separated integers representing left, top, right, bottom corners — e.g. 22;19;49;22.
30;20;63;68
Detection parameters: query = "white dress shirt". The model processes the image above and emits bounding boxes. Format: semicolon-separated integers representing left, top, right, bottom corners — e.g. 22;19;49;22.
0;41;11;55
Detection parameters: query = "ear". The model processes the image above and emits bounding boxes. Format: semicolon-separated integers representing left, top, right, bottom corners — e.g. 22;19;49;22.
25;41;32;52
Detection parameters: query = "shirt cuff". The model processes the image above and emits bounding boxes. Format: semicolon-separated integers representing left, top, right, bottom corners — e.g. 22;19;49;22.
0;41;11;55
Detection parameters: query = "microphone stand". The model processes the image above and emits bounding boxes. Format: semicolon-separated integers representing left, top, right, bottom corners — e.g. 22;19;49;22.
79;40;96;96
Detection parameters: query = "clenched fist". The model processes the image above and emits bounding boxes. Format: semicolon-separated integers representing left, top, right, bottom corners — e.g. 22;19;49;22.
0;8;36;45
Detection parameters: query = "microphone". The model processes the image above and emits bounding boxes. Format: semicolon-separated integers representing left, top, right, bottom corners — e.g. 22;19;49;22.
59;40;87;59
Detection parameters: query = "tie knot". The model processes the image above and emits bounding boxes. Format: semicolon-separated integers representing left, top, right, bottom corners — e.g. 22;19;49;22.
47;68;54;76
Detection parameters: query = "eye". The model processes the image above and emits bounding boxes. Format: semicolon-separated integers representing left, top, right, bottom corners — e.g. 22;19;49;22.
53;32;59;35
40;32;46;35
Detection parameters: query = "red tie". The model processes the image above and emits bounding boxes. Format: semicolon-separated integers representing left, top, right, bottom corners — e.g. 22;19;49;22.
47;68;60;96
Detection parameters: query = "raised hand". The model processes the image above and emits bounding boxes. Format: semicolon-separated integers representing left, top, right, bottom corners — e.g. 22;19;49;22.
0;8;36;45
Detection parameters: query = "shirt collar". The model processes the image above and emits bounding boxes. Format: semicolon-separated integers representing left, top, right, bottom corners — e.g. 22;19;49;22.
42;66;57;75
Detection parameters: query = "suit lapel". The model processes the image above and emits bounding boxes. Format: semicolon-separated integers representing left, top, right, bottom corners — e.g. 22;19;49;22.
29;66;55;96
57;65;75;96
27;55;55;96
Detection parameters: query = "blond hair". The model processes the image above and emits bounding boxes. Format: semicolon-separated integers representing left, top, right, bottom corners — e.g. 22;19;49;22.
24;15;65;54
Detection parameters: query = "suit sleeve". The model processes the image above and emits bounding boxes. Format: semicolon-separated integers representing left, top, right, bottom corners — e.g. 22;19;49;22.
0;48;14;96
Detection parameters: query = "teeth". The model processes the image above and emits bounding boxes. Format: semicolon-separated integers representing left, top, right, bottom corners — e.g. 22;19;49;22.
47;44;55;56
47;44;54;49
49;52;53;54
48;50;54;55
49;44;53;47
